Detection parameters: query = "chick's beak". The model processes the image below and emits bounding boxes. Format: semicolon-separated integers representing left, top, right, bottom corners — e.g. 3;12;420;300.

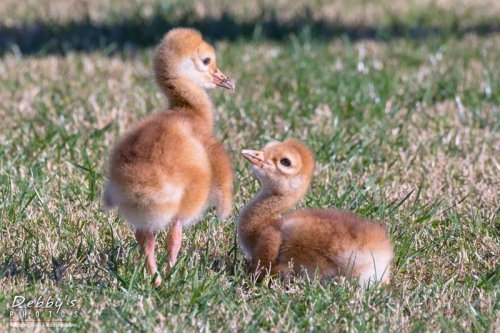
212;68;235;90
241;150;267;167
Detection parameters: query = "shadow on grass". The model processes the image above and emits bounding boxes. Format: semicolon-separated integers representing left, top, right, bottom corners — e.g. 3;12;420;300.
1;7;500;57
0;243;128;287
0;241;243;287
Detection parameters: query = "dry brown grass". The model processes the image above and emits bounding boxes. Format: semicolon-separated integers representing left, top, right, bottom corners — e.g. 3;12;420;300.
3;0;500;26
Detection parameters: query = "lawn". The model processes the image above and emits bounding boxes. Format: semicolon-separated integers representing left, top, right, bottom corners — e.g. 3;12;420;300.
1;0;499;331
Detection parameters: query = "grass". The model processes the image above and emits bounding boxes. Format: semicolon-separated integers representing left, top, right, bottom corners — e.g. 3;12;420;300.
1;0;499;331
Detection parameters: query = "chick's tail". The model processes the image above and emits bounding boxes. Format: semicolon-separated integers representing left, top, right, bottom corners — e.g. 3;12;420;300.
102;182;118;210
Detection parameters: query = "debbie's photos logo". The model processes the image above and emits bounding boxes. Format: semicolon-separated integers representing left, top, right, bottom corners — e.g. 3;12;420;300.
8;295;79;328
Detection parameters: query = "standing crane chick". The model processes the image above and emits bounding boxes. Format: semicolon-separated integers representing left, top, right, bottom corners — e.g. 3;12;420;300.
238;139;393;286
103;28;235;287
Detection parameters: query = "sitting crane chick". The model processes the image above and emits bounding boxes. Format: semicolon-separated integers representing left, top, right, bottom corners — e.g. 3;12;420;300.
238;139;393;286
103;28;235;287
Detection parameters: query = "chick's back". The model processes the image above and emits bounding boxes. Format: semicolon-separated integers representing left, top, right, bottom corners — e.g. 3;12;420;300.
276;209;392;277
108;113;212;208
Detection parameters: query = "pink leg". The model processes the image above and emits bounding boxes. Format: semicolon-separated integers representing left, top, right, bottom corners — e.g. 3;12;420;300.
135;230;162;287
166;219;183;270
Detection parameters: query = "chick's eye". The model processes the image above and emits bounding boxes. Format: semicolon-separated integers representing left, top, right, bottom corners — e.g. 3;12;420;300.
280;158;291;167
203;57;211;65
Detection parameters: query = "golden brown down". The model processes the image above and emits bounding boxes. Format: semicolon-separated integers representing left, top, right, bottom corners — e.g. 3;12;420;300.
103;28;234;287
238;139;393;286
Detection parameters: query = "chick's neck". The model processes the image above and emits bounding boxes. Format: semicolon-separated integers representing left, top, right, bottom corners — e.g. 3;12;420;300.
238;188;300;255
162;78;215;128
